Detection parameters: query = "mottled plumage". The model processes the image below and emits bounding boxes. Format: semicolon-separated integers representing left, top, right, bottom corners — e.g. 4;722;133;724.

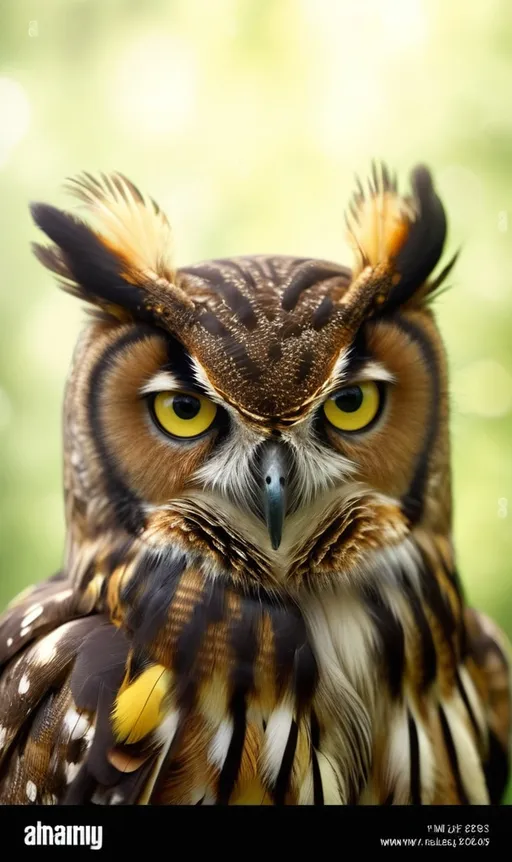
0;163;509;806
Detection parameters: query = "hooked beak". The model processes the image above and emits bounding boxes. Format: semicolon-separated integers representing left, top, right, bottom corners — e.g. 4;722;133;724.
259;442;289;550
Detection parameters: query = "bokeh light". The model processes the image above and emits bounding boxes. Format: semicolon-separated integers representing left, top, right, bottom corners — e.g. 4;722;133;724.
111;34;199;141
0;77;31;166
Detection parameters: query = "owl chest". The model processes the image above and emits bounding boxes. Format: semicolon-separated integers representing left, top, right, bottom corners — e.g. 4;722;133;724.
108;556;385;803
103;540;485;805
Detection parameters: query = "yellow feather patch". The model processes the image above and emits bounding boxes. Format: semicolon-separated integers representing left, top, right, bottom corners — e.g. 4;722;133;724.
231;778;273;805
65;171;176;286
112;664;171;744
345;162;415;276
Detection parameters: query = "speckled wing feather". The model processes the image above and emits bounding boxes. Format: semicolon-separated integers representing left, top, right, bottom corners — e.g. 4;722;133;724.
0;547;322;806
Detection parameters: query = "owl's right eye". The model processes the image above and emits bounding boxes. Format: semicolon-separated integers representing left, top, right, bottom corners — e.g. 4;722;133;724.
323;381;381;432
150;390;217;439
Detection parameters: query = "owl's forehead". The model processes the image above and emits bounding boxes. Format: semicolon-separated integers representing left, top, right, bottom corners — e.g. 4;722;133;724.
174;255;355;422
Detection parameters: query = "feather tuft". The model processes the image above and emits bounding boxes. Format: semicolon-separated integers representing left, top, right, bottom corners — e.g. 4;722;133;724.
30;174;196;328
345;161;415;276
344;162;452;311
112;664;172;745
64;171;176;286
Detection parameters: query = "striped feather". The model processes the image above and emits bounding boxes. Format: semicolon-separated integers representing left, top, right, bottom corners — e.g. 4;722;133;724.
64;172;176;287
0;520;509;806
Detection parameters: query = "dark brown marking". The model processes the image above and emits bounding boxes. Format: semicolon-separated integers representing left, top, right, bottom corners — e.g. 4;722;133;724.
381;162;391;191
250;258;272;285
297;350;314;382
456;671;481;742
279;319;303;339
363;585;405;700
173;579;225;682
438;705;469;804
223;335;262;381
273;720;298;805
395;315;440;526
312;296;335;330
221;259;259;292
122;548;187;648
268;342;282;362
281;263;349;312
197;311;230;336
181;264;258;329
401;574;437;691
310;712;324;805
348;200;360;223
408;711;421;804
389;166;447;309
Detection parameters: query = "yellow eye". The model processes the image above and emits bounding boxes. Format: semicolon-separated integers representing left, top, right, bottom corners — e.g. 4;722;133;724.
323;381;381;432
151;390;217;439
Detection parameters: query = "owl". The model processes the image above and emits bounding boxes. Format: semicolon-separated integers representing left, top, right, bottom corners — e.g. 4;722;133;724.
0;163;509;807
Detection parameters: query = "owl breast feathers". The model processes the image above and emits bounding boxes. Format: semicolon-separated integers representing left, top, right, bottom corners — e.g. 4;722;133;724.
0;164;510;806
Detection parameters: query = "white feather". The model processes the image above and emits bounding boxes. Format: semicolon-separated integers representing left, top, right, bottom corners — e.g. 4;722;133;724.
261;704;294;785
442;699;489;804
65;761;81;784
301;590;373;800
154;710;180;747
384;707;411;803
357;536;424;593
350;361;396;385
20;604;44;629
309;589;378;700
297;764;314;805
284;423;355;508
411;702;435;804
193;422;262;512
137;711;181;805
139;371;183;396
63;707;90;741
208;719;234;770
457;665;487;739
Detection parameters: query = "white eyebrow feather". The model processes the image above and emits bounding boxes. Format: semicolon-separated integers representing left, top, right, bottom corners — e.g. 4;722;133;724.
139;371;183;396
325;355;396;400
350;361;396;385
140;359;394;399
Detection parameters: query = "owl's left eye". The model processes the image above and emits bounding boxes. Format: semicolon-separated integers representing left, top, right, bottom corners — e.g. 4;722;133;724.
150;390;217;439
323;381;381;432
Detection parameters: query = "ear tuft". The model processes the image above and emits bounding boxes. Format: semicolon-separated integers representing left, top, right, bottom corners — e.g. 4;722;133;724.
30;174;196;328
345;160;414;275
345;162;452;310
391;164;447;306
64;171;176;286
30;201;147;316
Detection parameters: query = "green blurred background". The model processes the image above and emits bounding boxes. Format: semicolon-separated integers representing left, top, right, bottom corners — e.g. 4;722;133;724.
0;0;511;801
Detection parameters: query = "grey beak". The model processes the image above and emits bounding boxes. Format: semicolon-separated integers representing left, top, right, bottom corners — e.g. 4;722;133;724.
259;442;289;550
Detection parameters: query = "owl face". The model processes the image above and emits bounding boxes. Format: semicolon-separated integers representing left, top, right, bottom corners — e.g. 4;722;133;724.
66;259;447;560
32;164;455;580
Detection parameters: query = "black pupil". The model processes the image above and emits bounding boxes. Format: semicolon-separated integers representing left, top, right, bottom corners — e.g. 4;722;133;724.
334;386;363;413
173;394;201;420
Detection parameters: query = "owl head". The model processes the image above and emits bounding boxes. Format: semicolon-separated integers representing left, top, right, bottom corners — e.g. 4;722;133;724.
30;164;457;589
